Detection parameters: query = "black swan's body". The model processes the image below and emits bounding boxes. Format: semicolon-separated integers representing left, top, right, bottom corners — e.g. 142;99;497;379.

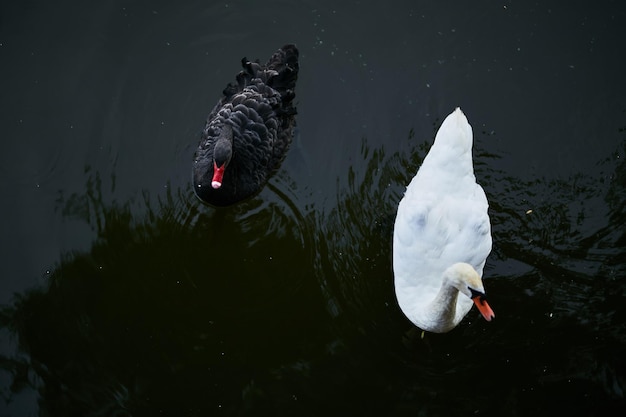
192;44;299;206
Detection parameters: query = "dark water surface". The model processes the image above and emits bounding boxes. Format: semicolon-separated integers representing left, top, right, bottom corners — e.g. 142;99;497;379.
1;1;625;416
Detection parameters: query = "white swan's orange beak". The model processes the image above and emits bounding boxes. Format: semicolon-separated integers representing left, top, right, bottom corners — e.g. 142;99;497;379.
473;296;495;322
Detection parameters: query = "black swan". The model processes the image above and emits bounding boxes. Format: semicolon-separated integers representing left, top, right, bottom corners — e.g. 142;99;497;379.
192;44;299;207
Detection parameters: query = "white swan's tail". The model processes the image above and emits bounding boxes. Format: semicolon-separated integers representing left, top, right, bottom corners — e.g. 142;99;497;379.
432;107;473;152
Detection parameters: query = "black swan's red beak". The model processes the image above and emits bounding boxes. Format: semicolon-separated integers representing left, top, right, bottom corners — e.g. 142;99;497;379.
212;162;225;189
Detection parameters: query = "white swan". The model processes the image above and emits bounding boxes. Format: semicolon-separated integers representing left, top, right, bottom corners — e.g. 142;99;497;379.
393;108;495;333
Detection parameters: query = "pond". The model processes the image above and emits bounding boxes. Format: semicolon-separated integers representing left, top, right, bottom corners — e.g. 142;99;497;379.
1;1;625;415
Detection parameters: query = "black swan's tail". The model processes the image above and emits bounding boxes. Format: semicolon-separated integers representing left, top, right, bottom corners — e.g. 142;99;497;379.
265;44;299;99
224;44;299;107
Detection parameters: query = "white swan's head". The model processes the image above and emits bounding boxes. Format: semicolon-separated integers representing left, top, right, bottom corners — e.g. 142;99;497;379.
443;262;495;322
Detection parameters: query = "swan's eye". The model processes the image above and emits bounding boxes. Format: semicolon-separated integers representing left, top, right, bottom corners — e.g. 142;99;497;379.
469;287;486;302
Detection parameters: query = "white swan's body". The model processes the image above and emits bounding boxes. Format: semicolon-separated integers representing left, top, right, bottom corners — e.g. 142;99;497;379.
393;108;494;333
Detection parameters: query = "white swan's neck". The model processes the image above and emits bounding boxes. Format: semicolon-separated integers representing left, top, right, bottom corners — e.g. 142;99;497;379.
420;278;461;333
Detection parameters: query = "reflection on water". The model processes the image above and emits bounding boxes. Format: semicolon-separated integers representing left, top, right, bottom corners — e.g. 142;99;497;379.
312;134;417;326
2;133;626;415
1;169;330;415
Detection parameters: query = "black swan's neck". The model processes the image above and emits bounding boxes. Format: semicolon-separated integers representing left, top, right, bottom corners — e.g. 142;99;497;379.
213;125;234;165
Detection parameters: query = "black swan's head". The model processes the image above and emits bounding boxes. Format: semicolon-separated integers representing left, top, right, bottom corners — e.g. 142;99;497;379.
211;125;234;189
